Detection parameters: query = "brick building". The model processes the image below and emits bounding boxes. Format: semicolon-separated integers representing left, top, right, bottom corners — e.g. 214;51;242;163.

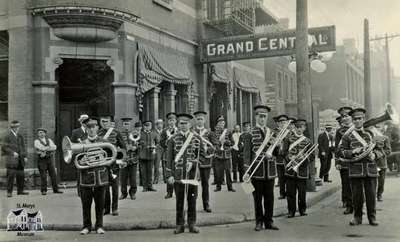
0;0;277;182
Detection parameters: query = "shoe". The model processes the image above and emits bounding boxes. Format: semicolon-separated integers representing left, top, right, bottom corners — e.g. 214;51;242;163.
54;190;63;194
232;179;237;183
222;181;226;185
112;210;119;216
214;187;221;192
377;196;383;202
254;223;263;231
165;193;173;199
211;182;216;185
174;225;185;234
324;180;332;183
96;227;105;234
204;206;212;213
7;192;12;197
119;194;127;200
142;188;148;192
299;212;308;216
369;220;379;226
17;191;29;195
287;213;295;218
80;228;90;235
265;223;279;230
278;196;286;200
189;225;200;233
41;191;47;195
343;208;353;215
228;188;236;192
130;194;136;200
147;187;157;192
349;219;362;226
153;180;159;184
104;211;110;215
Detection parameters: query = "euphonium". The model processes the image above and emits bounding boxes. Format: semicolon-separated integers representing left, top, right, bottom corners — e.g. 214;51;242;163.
62;136;121;169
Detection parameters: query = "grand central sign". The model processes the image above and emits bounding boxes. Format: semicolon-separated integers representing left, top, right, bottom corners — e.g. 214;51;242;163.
200;25;335;63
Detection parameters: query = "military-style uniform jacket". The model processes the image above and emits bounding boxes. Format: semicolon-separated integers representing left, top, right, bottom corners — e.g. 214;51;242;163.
243;126;278;180
274;127;291;166
334;125;351;169
211;128;234;159
160;126;178;159
192;126;216;168
282;133;312;179
99;128;126;171
120;130;139;165
138;130;159;161
165;131;208;182
374;134;391;169
71;126;87;143
338;128;379;178
79;136;110;187
238;132;252;161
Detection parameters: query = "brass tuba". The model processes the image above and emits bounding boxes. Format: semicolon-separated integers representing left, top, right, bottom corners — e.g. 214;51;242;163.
62;136;119;169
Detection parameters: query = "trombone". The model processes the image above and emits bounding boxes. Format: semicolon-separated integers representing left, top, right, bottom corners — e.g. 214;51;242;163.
286;144;318;173
242;120;292;183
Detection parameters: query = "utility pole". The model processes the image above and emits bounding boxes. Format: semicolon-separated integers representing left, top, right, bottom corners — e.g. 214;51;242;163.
364;19;372;119
296;0;315;192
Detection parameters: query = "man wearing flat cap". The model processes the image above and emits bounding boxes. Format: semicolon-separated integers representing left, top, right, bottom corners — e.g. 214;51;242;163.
160;112;178;199
334;106;354;215
34;127;62;195
273;114;290;200
242;105;279;231
2;120;28;197
165;113;210;234
318;124;335;183
339;108;380;226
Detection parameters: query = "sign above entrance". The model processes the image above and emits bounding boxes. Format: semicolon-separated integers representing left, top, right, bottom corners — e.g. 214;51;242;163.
200;25;336;63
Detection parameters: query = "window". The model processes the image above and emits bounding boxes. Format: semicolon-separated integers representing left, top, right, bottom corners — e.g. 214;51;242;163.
153;0;174;11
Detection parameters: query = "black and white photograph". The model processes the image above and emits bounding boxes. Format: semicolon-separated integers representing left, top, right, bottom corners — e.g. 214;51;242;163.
0;0;399;241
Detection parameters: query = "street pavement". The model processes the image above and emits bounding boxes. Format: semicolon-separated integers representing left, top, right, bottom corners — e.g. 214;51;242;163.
0;168;340;230
1;174;399;242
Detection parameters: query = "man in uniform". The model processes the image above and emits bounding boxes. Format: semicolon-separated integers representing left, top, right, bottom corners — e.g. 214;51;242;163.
273;114;289;200
335;106;354;214
2;120;29;197
154;119;164;184
98;115;125;216
78;118;109;235
119;118;140;200
283;119;313;218
373;124;391;202
318;124;334;183
211;116;235;192
165;113;210;234
237;121;251;183
192;111;215;213
139;120;159;192
243;105;279;231
231;124;242;183
339;108;379;226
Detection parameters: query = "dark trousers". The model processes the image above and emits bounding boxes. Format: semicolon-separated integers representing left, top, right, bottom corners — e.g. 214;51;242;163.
139;159;153;189
212;161;217;183
120;164;137;196
377;169;386;198
340;169;353;209
163;159;174;195
38;157;58;192
286;177;307;214
104;173;119;213
232;150;243;181
350;177;377;222
319;156;332;181
215;158;232;189
174;183;198;226
7;168;25;194
153;157;160;184
200;168;211;209
251;179;275;225
80;186;106;230
277;164;286;197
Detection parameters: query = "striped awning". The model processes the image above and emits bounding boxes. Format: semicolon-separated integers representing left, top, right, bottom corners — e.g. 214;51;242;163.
210;62;232;84
233;67;260;93
137;43;191;93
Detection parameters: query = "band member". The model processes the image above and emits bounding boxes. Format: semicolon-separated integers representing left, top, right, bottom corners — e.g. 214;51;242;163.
2;120;29;197
119;118;140;200
237;121;251;183
78;118;109;235
99;115;125;216
273;114;290;199
34;128;62;195
283;119;313;218
165;113;210;234
243;105;279;231
373;124;391;202
71;114;89;196
339;108;379;226
160;112;178;199
231;125;242;183
139;120;159;192
318;124;334;183
193;111;215;213
335;106;354;214
212;116;235;192
154;119;164;184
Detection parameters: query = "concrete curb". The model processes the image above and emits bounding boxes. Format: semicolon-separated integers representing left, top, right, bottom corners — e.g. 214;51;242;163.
0;184;340;231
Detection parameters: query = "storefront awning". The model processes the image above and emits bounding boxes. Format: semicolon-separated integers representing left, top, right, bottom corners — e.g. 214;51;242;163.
138;43;191;93
233;67;261;93
210;63;232;84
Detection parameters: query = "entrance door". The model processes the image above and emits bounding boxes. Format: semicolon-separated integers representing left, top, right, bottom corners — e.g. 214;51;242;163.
210;82;228;130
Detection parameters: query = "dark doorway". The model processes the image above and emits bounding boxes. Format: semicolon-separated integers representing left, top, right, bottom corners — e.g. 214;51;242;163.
210;82;228;130
56;58;114;181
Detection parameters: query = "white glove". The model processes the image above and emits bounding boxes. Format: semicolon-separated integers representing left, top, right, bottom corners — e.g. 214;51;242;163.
13;152;19;158
243;174;250;182
167;176;175;185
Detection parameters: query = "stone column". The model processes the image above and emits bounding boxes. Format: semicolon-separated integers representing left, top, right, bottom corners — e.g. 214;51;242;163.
237;89;243;125
149;87;161;122
164;83;177;114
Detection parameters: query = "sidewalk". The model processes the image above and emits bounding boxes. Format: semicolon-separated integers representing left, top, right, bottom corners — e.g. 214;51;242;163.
0;169;340;231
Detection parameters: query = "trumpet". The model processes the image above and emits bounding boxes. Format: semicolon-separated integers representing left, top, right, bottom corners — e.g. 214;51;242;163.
286;144;318;173
242;120;292;183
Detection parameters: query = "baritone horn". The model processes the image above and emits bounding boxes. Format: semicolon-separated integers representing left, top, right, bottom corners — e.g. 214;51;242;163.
62;136;122;169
